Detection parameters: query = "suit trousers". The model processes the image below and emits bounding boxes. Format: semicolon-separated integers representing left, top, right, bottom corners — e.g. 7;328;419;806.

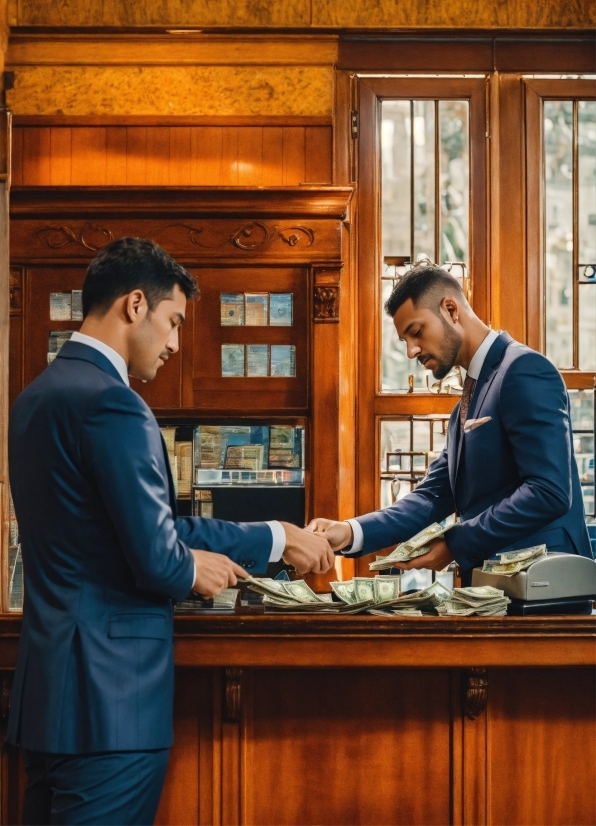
21;748;169;826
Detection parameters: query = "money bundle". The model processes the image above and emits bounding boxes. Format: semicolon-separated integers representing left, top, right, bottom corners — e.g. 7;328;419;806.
369;522;455;571
436;585;510;616
481;544;546;576
240;575;343;613
368;580;452;616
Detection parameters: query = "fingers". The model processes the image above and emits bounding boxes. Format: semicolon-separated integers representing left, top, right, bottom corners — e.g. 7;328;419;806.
306;518;331;532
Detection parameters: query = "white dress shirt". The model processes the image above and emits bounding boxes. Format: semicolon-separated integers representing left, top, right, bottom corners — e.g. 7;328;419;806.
70;331;284;563
344;328;499;555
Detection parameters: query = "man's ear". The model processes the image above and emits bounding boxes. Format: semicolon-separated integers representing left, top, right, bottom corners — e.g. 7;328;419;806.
124;290;148;323
440;296;460;324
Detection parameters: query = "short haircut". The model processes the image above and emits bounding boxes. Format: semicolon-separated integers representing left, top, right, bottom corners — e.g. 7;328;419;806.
384;261;464;318
82;237;199;318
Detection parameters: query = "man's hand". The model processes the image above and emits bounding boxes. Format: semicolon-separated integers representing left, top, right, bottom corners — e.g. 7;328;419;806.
397;538;454;572
281;522;335;575
190;549;247;599
306;518;353;552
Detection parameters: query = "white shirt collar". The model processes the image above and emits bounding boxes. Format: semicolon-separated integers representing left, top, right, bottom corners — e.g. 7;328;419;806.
70;332;130;386
466;328;499;381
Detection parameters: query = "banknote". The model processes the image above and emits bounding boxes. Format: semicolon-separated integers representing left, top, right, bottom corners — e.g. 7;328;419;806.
373;576;401;603
330;581;357;604
436;586;510;616
353;577;376;603
496;545;546;563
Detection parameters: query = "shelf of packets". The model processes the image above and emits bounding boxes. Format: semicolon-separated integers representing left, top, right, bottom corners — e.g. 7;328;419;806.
195;424;304;486
8;491;23;611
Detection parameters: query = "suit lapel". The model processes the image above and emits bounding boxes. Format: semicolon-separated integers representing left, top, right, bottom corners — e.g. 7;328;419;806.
454;331;513;483
160;433;178;517
447;406;460;494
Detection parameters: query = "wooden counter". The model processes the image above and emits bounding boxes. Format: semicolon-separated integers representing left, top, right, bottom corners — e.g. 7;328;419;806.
1;614;595;825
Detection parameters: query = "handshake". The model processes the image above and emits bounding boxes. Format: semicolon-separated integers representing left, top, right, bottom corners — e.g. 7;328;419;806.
191;518;352;599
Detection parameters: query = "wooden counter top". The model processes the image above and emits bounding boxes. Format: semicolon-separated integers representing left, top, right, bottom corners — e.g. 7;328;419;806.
1;613;594;669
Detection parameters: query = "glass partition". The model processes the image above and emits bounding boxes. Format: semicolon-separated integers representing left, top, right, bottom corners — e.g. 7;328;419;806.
381;99;470;392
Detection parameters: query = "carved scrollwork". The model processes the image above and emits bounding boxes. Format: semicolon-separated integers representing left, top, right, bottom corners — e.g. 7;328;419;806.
313;285;339;322
9;267;22;314
225;667;242;722
150;221;315;251
34;223;113;251
463;667;488;720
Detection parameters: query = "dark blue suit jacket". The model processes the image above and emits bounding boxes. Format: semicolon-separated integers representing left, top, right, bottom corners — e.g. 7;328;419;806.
354;333;592;572
7;341;272;753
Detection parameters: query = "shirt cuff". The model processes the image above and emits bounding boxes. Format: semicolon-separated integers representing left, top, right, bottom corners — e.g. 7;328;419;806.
267;520;286;562
342;518;364;555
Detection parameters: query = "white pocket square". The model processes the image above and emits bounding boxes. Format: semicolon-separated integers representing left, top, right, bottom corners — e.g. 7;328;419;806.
464;416;492;433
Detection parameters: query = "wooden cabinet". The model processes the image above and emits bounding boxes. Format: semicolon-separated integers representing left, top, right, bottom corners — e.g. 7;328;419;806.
1;614;594;826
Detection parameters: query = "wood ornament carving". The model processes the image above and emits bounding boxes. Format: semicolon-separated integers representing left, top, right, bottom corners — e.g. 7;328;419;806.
313;285;339;322
463;667;488;720
9;267;23;315
225;667;243;722
34;223;113;251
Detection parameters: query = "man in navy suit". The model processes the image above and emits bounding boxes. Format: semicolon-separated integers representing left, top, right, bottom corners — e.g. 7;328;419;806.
309;262;592;580
8;238;334;825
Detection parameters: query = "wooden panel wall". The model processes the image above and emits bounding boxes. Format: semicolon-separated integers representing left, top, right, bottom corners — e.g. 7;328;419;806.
11;126;333;187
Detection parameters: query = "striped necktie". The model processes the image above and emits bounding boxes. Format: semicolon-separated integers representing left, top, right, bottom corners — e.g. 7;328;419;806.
460;375;477;428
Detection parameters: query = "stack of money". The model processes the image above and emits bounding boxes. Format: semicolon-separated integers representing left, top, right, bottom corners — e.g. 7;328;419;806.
240;575;342;613
329;575;401;613
481;544;547;576
436;585;510;616
368;580;452;616
369;522;455;571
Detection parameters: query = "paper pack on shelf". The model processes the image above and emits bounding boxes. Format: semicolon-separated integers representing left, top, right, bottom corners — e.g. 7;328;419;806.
245;293;269;326
246;344;269;377
224;444;265;471
269;294;293;326
221;344;245;377
270;345;296;377
47;330;75;363
71;290;84;321
220;293;245;326
49;292;72;321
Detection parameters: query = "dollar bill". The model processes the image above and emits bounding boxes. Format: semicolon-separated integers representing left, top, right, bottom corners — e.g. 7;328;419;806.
436;585;510;616
330;581;357;604
282;580;323;603
353;577;376;602
373;576;401;603
496;544;547;563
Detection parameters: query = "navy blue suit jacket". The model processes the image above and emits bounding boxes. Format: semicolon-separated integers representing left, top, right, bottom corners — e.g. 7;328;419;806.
354;333;592;572
7;341;272;753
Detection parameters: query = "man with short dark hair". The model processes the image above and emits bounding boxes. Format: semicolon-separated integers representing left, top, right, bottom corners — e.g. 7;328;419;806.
8;237;334;825
309;261;592;579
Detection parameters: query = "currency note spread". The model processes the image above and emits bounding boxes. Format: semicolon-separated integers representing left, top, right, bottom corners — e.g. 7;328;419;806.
239;575;510;617
481;544;547;576
369;522;455;571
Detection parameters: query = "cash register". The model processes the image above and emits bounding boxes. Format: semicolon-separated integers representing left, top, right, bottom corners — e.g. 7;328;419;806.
471;552;596;615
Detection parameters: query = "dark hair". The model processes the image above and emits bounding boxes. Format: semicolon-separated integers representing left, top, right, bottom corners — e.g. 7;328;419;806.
82;237;199;318
384;261;464;318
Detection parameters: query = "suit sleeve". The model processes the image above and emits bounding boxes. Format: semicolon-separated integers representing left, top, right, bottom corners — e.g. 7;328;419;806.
353;441;456;557
80;386;270;601
446;352;573;569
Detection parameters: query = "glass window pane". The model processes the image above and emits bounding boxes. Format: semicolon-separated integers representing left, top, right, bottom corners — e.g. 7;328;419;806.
569;389;595;518
544;100;574;368
382;100;411;259
381;278;430;391
579;284;596;370
439;100;469;265
578;100;596;265
413;100;436;261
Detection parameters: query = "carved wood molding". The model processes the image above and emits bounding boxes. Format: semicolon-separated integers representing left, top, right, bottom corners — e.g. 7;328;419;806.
312;262;342;323
313;285;340;322
463;667;488;720
9;267;23;315
225;667;242;722
34;223;114;251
